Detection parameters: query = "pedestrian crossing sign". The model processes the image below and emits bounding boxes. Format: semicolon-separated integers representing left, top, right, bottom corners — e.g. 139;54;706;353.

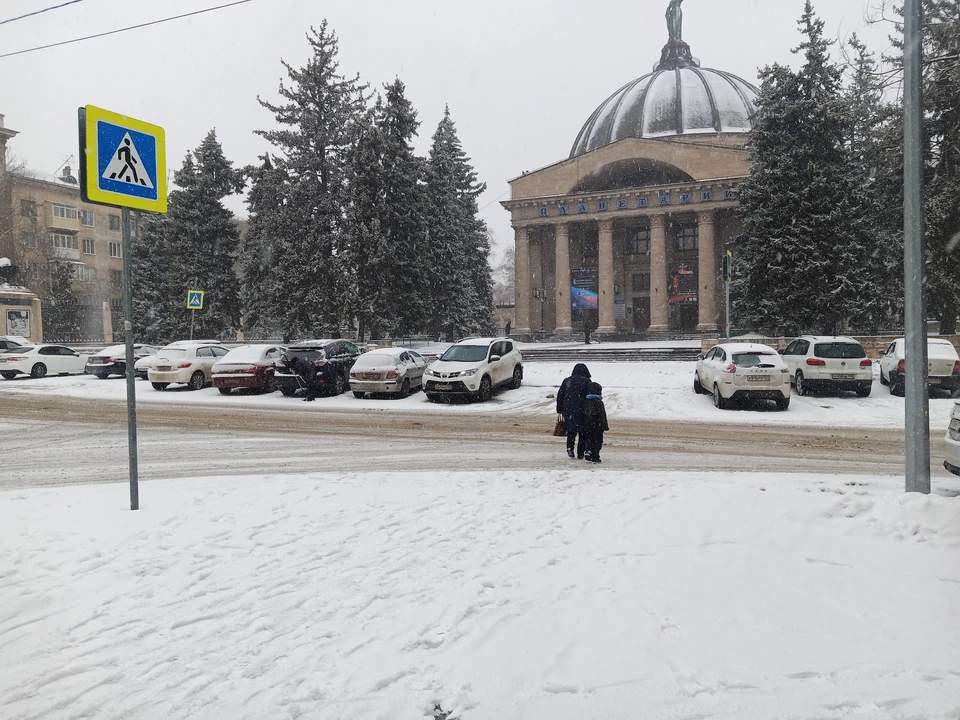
79;105;167;213
186;290;204;310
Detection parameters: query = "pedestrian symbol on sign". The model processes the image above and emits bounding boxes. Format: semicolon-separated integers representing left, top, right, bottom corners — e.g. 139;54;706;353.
102;133;154;189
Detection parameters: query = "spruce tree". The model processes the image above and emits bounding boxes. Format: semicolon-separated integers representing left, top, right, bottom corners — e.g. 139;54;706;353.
255;22;367;340
425;107;493;338
734;1;875;335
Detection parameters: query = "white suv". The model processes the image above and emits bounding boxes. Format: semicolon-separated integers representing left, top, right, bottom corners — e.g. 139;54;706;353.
423;337;523;402
781;336;873;397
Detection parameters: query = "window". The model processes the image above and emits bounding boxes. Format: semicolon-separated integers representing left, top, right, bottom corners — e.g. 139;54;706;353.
80;210;95;227
212;347;229;357
82;238;96;255
109;241;122;258
626;227;651;255
110;269;124;285
20;231;37;248
20;199;37;217
632;273;651;292
73;264;97;282
676;226;699;252
814;342;866;360
196;347;214;358
109;214;121;231
51;232;78;250
52;203;79;220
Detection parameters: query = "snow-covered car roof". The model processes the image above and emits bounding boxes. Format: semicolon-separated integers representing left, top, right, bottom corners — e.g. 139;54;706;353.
286;339;338;348
455;337;505;347
372;346;420;357
712;342;779;354
795;335;863;344
0;335;31;345
217;344;283;362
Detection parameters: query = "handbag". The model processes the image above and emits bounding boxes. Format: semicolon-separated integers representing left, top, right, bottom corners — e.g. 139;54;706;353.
553;413;566;437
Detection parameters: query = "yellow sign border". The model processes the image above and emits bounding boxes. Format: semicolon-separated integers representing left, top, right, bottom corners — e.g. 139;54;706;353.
186;290;205;310
83;105;167;213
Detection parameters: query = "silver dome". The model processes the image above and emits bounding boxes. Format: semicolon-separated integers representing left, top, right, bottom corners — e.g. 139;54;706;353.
570;66;759;158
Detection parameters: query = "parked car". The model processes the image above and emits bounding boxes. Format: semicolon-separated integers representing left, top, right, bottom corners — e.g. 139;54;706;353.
275;340;362;397
212;344;286;395
147;343;230;391
695;342;791;410
0;344;89;379
349;347;426;398
134;339;220;379
945;402;960;477
0;335;30;351
879;338;960;397
86;344;160;379
423;337;523;403
780;336;873;397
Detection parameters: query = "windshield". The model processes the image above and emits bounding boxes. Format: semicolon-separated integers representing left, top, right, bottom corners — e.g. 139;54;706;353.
354;353;395;367
732;352;778;367
440;345;488;363
1;346;31;354
156;349;187;359
814;343;865;359
97;345;127;356
220;346;267;363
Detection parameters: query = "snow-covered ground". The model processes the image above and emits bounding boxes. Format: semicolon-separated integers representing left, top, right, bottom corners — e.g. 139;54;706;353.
2;469;958;719
2;361;957;430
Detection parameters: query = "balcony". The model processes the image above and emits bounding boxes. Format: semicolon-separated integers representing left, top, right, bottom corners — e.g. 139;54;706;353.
48;215;80;232
53;246;80;261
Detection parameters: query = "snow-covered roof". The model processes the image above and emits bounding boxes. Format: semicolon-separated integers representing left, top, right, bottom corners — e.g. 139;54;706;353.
456;337;506;347
713;342;779;354
798;336;862;343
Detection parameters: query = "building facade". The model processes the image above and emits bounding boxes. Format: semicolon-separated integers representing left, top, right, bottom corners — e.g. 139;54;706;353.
503;14;757;337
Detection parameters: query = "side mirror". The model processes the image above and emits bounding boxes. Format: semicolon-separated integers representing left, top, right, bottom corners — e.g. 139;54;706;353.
696;354;704;361
878;350;886;356
490;355;502;363
778;349;784;355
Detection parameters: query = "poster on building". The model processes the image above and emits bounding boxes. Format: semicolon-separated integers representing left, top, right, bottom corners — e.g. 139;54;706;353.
6;309;29;337
668;262;697;304
570;268;598;310
614;300;626;320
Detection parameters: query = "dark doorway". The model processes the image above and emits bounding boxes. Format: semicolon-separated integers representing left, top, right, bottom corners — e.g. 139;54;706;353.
673;303;698;331
632;297;650;331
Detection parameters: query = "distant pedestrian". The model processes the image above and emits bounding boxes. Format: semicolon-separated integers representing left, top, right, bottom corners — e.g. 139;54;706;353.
582;381;609;463
504;320;512;336
556;363;592;459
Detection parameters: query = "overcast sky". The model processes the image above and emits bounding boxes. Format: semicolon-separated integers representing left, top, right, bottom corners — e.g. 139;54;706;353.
2;0;897;258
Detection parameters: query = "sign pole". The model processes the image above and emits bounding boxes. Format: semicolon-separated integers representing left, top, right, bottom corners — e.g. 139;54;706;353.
121;206;139;510
903;0;931;494
190;309;195;341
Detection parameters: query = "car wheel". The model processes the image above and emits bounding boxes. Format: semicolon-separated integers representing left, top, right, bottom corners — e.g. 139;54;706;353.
151;382;168;391
218;387;232;395
94;371;110;380
329;372;345;396
511;365;522;390
713;383;727;410
1;371;18;380
188;371;206;391
951;386;960;399
776;396;790;411
879;369;888;386
693;373;703;394
353;391;365;399
890;373;903;396
856;383;872;398
30;363;47;379
795;371;807;396
280;386;296;397
400;378;411;398
476;376;492;402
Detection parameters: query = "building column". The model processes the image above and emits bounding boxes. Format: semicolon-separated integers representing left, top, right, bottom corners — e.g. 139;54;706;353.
102;301;112;343
597;218;616;333
514;226;532;333
648;213;669;331
696;210;718;332
554;223;572;332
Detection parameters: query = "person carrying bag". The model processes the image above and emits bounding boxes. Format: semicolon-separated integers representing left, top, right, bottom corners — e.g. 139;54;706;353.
555;363;591;458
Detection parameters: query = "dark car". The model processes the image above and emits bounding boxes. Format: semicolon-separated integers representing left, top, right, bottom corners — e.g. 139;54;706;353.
275;339;362;398
0;336;29;351
86;343;160;378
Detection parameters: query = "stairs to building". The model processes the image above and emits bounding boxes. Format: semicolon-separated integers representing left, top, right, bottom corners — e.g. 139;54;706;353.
519;346;700;363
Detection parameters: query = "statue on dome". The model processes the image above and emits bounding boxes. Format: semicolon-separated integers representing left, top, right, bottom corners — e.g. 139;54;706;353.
666;0;683;44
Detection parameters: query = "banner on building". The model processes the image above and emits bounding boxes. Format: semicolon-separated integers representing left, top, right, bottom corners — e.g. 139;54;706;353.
570;268;599;310
668;262;697;304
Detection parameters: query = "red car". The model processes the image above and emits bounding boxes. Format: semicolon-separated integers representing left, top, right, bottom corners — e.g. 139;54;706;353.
211;344;286;395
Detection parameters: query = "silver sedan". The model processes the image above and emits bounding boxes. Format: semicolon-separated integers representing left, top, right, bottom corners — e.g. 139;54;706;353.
349;348;426;398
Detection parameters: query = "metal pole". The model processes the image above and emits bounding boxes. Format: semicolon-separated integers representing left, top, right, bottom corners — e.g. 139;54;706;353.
903;0;931;494
190;308;195;341
725;280;731;339
121;207;140;510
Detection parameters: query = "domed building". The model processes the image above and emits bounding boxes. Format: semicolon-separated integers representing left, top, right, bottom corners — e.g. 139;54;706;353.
503;4;758;335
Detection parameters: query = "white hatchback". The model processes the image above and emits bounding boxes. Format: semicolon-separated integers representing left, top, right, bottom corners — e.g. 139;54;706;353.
148;343;230;391
879;338;960;397
0;344;89;379
695;342;791;410
781;336;873;397
946;403;960;477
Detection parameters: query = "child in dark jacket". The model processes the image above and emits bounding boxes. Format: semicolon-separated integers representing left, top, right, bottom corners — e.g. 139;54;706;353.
582;381;609;463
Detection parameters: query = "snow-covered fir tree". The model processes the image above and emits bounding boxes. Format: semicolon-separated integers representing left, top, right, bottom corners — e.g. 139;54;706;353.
132;130;242;341
425;107;494;338
734;2;876;335
255;22;367;340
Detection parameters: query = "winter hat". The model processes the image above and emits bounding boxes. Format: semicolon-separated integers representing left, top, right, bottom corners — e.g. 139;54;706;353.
589;382;602;395
573;363;591;378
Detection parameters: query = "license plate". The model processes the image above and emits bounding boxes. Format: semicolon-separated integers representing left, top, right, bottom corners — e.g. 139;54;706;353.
746;375;770;382
436;383;452;391
156;366;171;372
832;374;855;380
361;373;380;380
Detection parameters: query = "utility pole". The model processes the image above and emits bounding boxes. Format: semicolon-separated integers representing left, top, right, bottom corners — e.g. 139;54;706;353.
903;0;931;494
724;250;733;339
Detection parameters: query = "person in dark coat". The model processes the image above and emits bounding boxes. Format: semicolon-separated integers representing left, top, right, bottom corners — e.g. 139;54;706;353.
582;381;609;463
556;363;592;459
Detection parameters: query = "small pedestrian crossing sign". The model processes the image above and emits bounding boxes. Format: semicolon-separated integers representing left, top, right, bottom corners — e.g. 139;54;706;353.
186;291;204;310
79;105;167;213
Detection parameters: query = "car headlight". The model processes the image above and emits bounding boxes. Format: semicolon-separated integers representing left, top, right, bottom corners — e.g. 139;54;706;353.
462;368;478;377
425;368;437;377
